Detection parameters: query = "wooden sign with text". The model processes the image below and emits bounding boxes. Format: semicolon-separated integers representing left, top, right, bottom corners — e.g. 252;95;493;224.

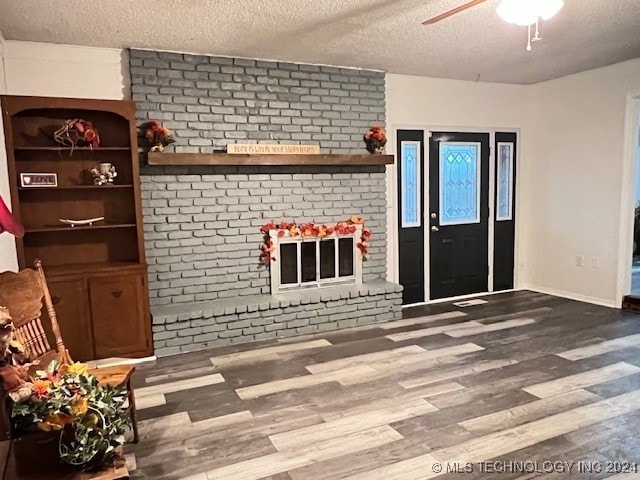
226;144;320;155
20;172;58;187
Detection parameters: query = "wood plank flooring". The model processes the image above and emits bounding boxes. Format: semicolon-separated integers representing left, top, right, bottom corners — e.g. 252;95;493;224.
126;291;640;479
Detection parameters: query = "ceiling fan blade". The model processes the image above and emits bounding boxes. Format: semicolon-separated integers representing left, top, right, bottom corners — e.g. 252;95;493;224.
422;0;489;25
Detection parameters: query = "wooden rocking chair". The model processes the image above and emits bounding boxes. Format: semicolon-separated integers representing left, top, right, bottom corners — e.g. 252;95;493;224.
0;260;139;443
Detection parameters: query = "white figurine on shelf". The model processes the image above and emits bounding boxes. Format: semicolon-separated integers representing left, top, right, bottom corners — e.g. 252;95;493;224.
90;162;117;186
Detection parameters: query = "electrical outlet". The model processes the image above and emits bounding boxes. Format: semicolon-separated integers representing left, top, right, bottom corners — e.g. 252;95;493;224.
591;257;599;269
575;255;585;267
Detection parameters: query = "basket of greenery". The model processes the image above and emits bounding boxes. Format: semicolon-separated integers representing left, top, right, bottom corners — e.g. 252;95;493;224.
10;360;130;471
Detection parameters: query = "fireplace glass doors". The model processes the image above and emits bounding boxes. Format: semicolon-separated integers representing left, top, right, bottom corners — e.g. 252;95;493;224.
270;227;363;293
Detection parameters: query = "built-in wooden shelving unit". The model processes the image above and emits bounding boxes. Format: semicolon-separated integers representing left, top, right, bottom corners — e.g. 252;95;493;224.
1;95;153;361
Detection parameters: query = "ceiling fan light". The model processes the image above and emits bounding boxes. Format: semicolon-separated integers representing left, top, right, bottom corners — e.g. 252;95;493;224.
497;0;564;26
496;0;539;26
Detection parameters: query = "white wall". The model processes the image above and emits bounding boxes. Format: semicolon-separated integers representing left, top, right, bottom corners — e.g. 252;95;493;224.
0;31;18;272
386;75;528;129
385;74;530;291
2;41;128;99
0;41;127;272
520;58;640;307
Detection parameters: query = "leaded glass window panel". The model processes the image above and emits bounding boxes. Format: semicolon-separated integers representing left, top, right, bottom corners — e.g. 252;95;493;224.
439;142;480;225
401;141;421;228
497;142;514;221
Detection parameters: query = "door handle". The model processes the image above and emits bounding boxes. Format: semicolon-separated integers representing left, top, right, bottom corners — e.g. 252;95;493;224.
431;226;439;232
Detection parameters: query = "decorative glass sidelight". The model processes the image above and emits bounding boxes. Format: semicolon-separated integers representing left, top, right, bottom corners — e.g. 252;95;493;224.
497;142;514;221
401;141;421;228
439;142;481;225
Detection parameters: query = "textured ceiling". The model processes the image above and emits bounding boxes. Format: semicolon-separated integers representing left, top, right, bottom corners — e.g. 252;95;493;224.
0;0;639;84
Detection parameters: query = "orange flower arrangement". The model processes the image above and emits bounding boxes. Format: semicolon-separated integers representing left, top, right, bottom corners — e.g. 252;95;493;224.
363;125;387;154
38;412;74;432
11;360;129;467
260;215;371;264
32;379;52;399
138;120;176;153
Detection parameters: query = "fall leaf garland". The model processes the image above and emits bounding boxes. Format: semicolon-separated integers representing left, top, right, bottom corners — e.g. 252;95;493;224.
260;215;371;265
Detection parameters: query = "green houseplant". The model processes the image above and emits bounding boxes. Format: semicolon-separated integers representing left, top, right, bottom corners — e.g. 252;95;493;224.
10;360;130;469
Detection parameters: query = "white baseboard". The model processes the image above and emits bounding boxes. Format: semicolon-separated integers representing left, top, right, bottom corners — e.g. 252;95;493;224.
523;285;619;309
87;355;156;368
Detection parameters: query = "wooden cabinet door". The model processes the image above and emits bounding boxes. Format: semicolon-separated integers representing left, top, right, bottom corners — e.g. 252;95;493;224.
88;274;150;358
47;279;94;361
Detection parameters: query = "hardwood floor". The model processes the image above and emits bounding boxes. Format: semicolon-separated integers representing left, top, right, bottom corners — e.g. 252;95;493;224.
125;291;640;479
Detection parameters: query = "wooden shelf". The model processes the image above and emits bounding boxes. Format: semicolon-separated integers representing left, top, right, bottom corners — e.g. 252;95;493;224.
14;146;130;151
147;151;395;166
18;184;133;191
46;261;144;276
25;223;137;233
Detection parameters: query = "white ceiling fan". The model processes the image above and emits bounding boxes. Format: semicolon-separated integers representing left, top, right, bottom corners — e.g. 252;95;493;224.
423;0;565;51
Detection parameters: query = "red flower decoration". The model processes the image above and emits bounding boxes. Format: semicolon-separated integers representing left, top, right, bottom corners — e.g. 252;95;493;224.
53;118;100;150
138;120;176;153
83;129;100;148
363;125;387;154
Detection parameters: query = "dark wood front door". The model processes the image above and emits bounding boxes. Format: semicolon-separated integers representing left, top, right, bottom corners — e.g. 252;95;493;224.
397;130;425;304
429;132;490;300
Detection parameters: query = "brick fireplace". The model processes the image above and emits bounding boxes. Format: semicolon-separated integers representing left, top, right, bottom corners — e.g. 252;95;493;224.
130;49;402;356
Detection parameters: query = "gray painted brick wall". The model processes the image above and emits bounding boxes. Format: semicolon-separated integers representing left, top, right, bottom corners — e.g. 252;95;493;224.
129;49;385;153
141;164;388;307
129;49;400;355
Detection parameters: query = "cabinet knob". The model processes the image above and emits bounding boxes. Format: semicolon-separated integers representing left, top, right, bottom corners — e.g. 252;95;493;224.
111;290;122;298
51;296;61;305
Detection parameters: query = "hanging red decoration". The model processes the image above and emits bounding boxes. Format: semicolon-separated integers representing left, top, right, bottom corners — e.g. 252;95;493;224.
0;196;24;238
259;215;371;265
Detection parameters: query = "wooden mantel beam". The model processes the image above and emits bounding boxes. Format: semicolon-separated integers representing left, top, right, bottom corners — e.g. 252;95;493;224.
146;152;394;166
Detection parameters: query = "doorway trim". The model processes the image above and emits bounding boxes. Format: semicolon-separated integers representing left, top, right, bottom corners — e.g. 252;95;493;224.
615;94;640;305
388;124;521;305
